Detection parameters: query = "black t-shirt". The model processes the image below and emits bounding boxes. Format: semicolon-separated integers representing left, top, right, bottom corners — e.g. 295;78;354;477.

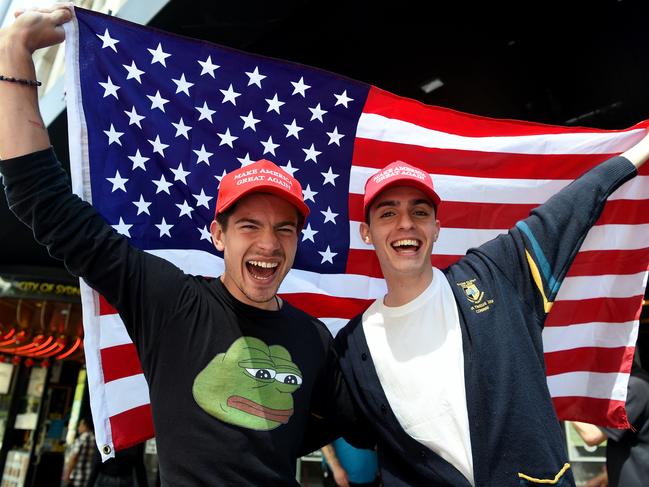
0;149;356;486
602;370;649;487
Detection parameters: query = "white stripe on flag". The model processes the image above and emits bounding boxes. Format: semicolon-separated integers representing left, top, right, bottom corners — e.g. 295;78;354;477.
558;271;649;301
104;374;151;417
99;314;133;349
320;318;349;337
349;167;649;203
580;224;649;251
547;371;629;400
542;321;638;353
357;113;646;155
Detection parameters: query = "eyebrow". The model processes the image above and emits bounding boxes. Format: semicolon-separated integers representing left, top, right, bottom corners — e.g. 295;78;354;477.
234;217;297;228
374;198;433;210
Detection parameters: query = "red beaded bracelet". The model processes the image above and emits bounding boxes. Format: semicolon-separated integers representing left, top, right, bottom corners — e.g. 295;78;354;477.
0;75;42;87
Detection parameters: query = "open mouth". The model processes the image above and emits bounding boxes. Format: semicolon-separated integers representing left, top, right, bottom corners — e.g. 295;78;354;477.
246;260;279;280
391;239;421;253
227;395;293;423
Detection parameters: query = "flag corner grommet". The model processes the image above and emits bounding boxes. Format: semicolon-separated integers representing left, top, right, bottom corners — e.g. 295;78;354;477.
102;444;112;455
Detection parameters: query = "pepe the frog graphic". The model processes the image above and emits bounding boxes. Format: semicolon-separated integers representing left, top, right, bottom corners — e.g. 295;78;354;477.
192;336;303;431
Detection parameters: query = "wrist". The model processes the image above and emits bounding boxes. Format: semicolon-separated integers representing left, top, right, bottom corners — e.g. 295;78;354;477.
0;31;36;76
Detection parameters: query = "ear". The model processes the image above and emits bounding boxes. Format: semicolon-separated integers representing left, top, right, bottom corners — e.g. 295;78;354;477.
210;220;225;252
359;222;371;245
433;219;441;242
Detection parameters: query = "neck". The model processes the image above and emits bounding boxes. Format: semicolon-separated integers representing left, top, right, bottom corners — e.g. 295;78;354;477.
382;267;434;307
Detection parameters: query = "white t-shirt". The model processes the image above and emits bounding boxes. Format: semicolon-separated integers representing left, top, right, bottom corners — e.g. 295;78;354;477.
362;267;474;485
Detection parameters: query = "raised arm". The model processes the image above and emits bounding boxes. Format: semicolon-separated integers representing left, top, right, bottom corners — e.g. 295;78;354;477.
621;129;649;169
0;4;72;159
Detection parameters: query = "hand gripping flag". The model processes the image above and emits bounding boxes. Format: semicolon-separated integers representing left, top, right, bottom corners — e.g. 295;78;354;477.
63;8;649;457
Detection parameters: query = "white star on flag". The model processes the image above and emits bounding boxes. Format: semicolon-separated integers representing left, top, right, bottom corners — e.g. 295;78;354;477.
326;126;344;146
220;84;241;105
321;167;339;186
321;206;338;224
198;226;212;241
193;189;213;208
132;195;152;215
281;160;298;176
237;153;255;167
123;61;144;83
217;128;238;148
195;102;216;123
176;201;195;218
308;103;327;122
170;162;191;184
301;223;318;242
284;119;303;139
148;43;171;66
198;55;219;77
246;67;266;88
112;217;132;237
107;170;128;192
148;135;169;156
104;124;124;146
265;93;285;114
303;143;321;163
99;76;120;99
214;169;228;187
152;175;173;194
172;74;194;96
128;150;149;171
96;29;119;51
318;245;337;264
193;145;213;165
240;111;260;131
260;136;279;156
156;217;173;237
334;90;353;108
290;76;310;97
147;91;169;112
171;118;192;139
124;106;145;128
302;184;318;203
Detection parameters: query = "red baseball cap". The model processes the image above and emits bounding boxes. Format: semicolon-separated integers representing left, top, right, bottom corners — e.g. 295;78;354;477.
363;161;441;216
215;159;310;220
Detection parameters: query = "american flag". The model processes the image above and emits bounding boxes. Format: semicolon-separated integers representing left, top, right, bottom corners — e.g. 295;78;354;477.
63;8;649;458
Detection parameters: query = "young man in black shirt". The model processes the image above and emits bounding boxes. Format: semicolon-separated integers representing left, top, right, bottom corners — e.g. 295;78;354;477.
0;6;354;485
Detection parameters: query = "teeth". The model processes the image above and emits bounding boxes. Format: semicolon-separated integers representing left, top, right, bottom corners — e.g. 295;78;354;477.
248;261;279;268
392;239;420;247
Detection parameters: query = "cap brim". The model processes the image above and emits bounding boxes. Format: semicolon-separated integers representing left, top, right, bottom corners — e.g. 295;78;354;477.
217;184;310;220
365;179;441;216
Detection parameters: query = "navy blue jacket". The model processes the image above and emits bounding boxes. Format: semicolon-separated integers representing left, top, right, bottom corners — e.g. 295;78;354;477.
336;156;637;486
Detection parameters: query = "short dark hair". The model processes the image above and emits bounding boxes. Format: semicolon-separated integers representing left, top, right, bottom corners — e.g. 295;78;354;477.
216;198;305;232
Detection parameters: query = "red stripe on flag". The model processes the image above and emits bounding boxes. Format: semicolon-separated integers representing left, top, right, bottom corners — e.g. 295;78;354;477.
345;249;461;278
100;344;143;383
545;346;636;376
552;397;629;428
546;296;643;327
352;138;614;180
567;248;649;277
363;86;636;137
281;293;373;319
109;404;155;451
99;295;117;316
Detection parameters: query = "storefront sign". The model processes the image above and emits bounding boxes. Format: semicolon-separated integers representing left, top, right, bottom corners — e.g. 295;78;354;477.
0;275;80;302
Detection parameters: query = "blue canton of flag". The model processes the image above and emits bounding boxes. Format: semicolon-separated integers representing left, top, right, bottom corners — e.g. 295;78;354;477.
77;11;369;274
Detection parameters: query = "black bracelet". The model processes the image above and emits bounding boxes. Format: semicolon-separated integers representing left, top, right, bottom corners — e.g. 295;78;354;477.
0;75;42;87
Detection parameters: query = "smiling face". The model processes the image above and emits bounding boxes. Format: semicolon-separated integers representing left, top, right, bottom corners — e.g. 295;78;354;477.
211;193;299;310
361;185;440;282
